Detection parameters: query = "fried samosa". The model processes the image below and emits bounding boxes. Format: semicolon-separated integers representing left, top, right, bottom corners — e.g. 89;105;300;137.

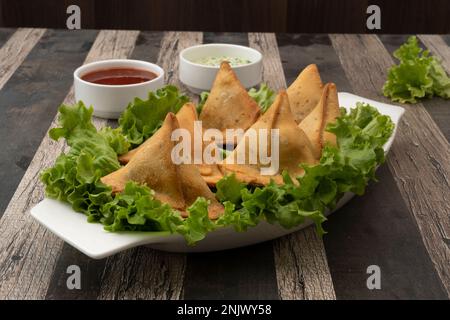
118;103;200;165
173;102;223;186
298;83;340;159
219;90;317;185
119;103;224;185
101;112;224;219
287;64;324;124
199;61;260;144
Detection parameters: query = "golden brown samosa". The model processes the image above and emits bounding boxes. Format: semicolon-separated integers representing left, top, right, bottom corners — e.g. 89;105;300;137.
219;91;317;186
174;103;223;186
101;113;224;219
298;83;340;159
199;61;260;144
287;64;324;124
118;103;200;165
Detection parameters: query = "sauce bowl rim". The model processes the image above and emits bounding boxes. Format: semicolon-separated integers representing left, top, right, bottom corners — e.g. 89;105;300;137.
179;43;263;70
74;59;165;88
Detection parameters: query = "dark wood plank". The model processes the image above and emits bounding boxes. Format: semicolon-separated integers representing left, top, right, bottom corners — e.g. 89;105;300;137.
4;1;450;33
287;0;367;33
250;33;335;300
276;34;352;92
203;32;248;46
97;32;202;300
0;28;46;89
277;33;448;299
325;166;447;299
0;30;138;299
183;32;279;300
330;34;450;298
184;244;278;299
0;27;15;43
0;29;97;217
44;31;165;300
378;34;450;141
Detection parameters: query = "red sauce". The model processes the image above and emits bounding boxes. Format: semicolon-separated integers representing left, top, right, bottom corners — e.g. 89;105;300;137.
81;67;158;85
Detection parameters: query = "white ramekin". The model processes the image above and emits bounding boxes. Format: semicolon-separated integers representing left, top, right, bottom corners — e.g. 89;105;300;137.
74;59;165;119
179;43;262;94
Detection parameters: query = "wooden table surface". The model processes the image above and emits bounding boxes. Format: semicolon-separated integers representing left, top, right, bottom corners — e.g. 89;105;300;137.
0;28;448;300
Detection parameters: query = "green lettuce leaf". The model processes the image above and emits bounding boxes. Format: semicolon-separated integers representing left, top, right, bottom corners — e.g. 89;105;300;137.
248;83;276;112
383;36;450;103
118;85;189;146
215;103;394;237
41;97;394;245
99;127;130;155
41;102;121;218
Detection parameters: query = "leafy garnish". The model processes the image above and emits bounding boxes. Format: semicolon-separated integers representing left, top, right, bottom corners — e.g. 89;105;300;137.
118;85;189;146
41;94;394;245
248;83;276;112
383;36;450;103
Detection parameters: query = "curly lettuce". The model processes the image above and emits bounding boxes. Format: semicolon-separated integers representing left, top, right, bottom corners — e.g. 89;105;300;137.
383;36;450;103
119;85;189;146
41;88;394;245
215;103;394;236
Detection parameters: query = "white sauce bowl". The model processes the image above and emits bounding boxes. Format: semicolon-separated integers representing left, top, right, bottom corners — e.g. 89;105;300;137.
74;59;165;119
179;43;262;94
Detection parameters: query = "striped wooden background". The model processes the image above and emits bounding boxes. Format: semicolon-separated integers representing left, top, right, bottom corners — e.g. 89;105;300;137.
0;29;448;300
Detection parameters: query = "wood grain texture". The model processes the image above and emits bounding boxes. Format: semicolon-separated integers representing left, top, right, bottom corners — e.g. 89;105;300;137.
0;28;15;43
0;29;97;216
183;31;279;300
249;33;336;300
378;34;450;141
416;35;450;139
276;33;448;299
330;34;450;298
97;32;202;300
45;31;165;300
0;30;138;299
0;28;45;89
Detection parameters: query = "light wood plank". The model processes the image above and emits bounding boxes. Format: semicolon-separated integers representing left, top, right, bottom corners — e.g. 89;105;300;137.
0;28;46;90
0;30;139;299
97;32;202;300
330;34;450;298
249;32;336;300
418;35;450;72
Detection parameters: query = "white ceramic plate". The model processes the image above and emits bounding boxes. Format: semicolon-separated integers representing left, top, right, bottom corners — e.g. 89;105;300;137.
31;93;405;259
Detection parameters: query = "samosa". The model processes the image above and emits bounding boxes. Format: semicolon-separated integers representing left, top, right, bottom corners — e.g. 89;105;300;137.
199;61;260;144
118;103;200;165
119;103;223;186
101;113;224;219
219;91;317;185
287;64;324;124
172;102;223;186
298;83;340;159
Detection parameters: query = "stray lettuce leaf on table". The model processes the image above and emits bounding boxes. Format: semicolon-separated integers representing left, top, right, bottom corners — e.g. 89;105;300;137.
41;84;394;245
383;36;450;103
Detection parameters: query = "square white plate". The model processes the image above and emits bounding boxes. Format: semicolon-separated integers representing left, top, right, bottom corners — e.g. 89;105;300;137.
31;93;405;259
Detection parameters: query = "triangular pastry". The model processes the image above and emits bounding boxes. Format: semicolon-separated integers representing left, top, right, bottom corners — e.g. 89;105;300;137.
287;64;324;124
118;103;200;165
101;113;224;219
298;83;340;159
199;61;260;144
119;103;224;186
220;91;317;185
